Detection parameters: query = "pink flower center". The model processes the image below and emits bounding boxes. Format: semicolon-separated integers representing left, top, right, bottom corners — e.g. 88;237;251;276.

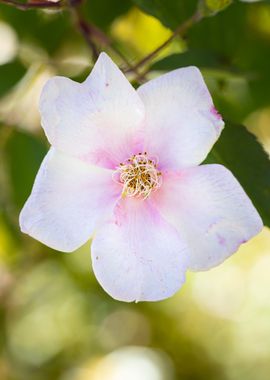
114;152;162;199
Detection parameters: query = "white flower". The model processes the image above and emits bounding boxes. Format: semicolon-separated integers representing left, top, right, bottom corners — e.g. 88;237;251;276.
20;53;262;302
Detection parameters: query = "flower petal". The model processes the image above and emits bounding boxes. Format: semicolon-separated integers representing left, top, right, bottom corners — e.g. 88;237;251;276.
91;199;189;302
152;164;263;270
20;148;121;252
40;53;145;169
137;67;224;170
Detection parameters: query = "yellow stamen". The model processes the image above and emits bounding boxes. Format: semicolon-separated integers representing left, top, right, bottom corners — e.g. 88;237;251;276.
113;152;162;199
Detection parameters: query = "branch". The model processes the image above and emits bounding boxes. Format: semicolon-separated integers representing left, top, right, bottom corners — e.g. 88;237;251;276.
69;6;99;61
126;10;203;74
74;19;143;79
70;10;145;81
77;18;99;60
0;0;62;10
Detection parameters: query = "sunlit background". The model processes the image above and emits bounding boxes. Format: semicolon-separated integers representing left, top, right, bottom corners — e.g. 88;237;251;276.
0;1;270;379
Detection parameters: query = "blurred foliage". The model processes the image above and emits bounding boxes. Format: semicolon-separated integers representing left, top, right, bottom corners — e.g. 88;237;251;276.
0;61;26;97
0;0;270;380
111;8;174;58
82;0;133;29
130;0;198;29
205;122;270;225
203;0;233;14
4;130;47;208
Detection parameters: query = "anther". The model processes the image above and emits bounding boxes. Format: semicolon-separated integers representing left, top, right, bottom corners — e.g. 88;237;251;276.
113;152;162;199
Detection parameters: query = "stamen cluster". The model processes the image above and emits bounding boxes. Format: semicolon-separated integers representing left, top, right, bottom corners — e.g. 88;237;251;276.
114;152;162;199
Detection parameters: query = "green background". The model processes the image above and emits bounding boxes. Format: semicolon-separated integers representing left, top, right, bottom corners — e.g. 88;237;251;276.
0;0;270;379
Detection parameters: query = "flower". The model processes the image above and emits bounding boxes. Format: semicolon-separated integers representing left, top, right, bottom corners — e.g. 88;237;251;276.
20;52;262;302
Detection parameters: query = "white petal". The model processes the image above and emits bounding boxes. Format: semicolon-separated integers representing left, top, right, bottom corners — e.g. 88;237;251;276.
152;164;263;270
91;199;189;302
40;53;145;169
20;148;121;252
137;67;224;170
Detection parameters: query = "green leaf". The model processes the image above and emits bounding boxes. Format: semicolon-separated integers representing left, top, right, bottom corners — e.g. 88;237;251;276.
189;2;270;73
202;0;232;15
0;60;26;97
188;2;270;116
130;0;197;29
205;123;270;227
151;50;222;71
82;0;132;29
4;130;47;209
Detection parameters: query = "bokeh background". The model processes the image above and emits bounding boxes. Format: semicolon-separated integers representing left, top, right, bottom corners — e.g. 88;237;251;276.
1;0;270;379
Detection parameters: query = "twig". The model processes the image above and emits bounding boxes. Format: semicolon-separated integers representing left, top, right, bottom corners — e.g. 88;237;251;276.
0;0;62;10
77;18;99;60
74;15;146;81
74;19;145;80
69;5;99;61
126;10;203;74
68;0;140;75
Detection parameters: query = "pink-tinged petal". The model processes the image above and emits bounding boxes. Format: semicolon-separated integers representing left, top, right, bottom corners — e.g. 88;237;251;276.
39;52;145;169
20;148;121;252
137;67;224;170
91;199;189;302
152;164;263;271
